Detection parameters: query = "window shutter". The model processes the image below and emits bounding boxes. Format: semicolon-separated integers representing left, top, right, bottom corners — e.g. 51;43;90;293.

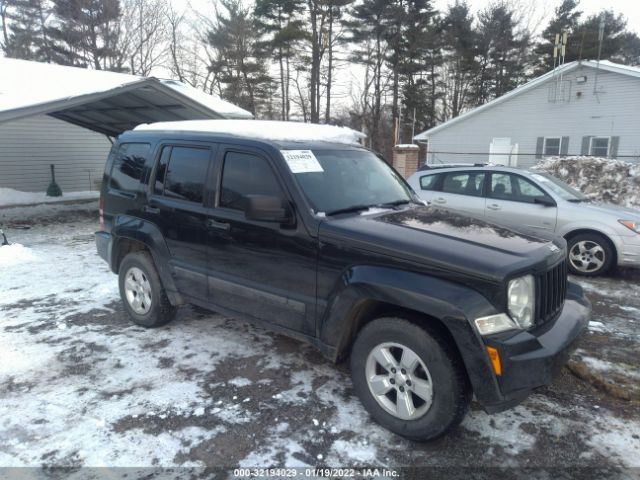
560;137;570;156
610;136;620;158
581;136;592;155
535;137;544;159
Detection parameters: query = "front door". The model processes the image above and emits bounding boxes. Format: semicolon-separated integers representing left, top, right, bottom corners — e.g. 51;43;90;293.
485;172;558;232
146;143;216;301
206;147;317;336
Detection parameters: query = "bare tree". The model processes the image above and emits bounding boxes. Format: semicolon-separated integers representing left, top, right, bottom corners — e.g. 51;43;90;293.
0;0;10;52
122;0;169;76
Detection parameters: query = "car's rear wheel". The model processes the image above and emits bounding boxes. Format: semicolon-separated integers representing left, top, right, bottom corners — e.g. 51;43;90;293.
350;317;470;441
567;233;614;276
119;251;176;327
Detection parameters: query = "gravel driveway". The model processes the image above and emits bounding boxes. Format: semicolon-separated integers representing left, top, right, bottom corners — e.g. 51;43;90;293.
1;205;638;476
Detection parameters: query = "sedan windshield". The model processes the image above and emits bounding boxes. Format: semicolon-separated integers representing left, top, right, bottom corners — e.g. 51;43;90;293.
290;149;414;215
530;172;589;202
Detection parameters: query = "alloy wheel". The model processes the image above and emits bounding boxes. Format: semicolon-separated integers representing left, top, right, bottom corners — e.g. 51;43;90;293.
569;240;605;274
365;342;434;420
124;267;152;314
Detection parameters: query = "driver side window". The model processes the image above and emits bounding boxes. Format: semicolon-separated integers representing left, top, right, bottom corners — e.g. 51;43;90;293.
220;151;284;211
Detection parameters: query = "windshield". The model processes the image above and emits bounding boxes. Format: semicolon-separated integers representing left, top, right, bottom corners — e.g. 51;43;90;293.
288;149;414;214
530;172;589;202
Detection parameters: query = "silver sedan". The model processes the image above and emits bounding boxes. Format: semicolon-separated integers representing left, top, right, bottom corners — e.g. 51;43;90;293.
407;165;640;276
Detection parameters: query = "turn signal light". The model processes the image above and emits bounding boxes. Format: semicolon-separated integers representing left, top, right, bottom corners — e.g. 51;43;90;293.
486;346;502;376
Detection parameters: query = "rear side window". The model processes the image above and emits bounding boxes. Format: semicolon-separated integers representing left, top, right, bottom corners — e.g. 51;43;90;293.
109;143;150;193
220;152;283;211
419;174;440;191
442;172;485;197
154;146;211;204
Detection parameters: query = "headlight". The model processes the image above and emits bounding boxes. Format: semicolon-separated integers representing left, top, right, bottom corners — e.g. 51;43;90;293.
508;275;535;329
474;313;518;335
619;220;640;234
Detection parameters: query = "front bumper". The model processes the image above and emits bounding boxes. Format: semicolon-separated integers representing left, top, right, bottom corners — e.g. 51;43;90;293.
479;282;590;413
619;235;640;267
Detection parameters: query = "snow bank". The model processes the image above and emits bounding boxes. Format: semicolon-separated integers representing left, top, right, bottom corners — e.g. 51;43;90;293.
533;156;640;208
135;120;366;146
0;243;38;267
0;188;99;207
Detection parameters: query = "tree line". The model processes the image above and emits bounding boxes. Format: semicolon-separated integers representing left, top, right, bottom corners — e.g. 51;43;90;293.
1;0;639;157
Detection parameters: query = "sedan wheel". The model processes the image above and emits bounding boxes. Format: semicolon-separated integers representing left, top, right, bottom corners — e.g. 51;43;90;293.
567;233;614;276
365;342;434;420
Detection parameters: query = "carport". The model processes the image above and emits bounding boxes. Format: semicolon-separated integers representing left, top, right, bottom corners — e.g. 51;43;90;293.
0;58;252;192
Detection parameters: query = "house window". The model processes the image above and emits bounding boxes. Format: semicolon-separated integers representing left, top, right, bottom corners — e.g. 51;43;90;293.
590;137;610;157
543;137;561;156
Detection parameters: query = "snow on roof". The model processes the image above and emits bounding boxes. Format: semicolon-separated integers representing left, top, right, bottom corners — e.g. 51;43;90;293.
414;60;640;140
135;120;366;145
0;57;252;119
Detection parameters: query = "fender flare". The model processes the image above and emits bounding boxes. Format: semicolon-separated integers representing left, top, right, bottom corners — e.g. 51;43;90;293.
111;215;184;305
319;265;504;406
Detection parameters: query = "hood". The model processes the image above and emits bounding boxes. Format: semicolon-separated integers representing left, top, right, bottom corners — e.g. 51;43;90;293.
319;206;565;282
577;201;640;220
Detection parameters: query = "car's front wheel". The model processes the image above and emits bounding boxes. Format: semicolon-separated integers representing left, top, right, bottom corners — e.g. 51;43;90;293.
350;317;470;441
567;233;614;276
119;251;177;327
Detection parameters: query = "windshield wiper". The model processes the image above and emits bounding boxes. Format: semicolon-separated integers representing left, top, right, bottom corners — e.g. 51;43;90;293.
377;199;412;208
325;204;373;216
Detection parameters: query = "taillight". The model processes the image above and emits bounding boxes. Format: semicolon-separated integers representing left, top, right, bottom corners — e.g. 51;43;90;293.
99;194;105;231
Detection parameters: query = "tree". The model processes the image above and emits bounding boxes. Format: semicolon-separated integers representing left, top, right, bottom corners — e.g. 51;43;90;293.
2;0;53;61
345;0;390;151
532;0;581;74
207;0;272;116
122;0;168;76
45;0;127;71
473;2;531;104
440;2;478;119
254;0;306;120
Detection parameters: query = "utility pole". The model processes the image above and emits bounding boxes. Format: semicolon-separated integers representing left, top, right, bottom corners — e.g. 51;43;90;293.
594;16;605;94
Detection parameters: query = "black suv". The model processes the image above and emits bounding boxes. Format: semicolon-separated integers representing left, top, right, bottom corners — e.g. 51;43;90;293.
96;121;590;441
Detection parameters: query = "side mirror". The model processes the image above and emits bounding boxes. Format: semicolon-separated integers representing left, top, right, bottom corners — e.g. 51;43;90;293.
534;196;556;207
245;194;294;224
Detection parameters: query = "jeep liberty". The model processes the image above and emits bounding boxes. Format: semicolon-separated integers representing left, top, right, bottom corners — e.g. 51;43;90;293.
96;120;590;440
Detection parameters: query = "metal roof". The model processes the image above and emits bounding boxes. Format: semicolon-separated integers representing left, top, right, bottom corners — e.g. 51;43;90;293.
414;60;640;140
0;58;253;137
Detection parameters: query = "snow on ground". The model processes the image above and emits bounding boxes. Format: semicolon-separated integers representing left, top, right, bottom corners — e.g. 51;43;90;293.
0;206;639;471
0;187;99;207
534;156;640;208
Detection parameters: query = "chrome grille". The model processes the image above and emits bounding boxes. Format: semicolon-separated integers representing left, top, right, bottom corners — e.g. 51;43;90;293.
535;259;568;324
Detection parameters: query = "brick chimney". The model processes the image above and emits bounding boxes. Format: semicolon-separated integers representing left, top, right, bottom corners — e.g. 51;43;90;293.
392;144;420;178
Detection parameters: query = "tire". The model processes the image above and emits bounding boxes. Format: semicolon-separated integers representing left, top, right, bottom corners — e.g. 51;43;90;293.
118;251;177;327
567;232;614;277
350;317;471;441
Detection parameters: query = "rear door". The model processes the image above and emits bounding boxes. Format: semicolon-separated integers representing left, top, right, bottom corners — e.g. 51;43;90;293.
430;170;487;218
485;172;558;232
146;143;217;301
412;172;441;204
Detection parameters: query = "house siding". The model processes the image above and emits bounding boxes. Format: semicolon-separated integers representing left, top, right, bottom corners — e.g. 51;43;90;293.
0;114;111;192
425;66;640;168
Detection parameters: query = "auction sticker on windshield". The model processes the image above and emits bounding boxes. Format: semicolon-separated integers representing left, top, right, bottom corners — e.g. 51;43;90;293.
281;150;324;174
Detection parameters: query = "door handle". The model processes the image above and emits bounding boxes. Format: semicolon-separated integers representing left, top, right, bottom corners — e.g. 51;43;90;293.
433;197;446;204
207;218;231;231
143;205;160;214
487;204;501;211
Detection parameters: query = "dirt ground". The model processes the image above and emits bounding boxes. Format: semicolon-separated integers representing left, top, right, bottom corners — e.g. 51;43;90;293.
0;205;638;478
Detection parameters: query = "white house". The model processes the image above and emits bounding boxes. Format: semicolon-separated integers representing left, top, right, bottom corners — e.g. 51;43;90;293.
414;60;640;168
0;58;252;193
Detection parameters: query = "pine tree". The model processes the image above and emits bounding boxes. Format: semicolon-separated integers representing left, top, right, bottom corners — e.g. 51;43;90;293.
533;0;582;74
207;0;273;116
440;1;477;119
254;0;306;121
46;0;127;71
3;0;53;61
